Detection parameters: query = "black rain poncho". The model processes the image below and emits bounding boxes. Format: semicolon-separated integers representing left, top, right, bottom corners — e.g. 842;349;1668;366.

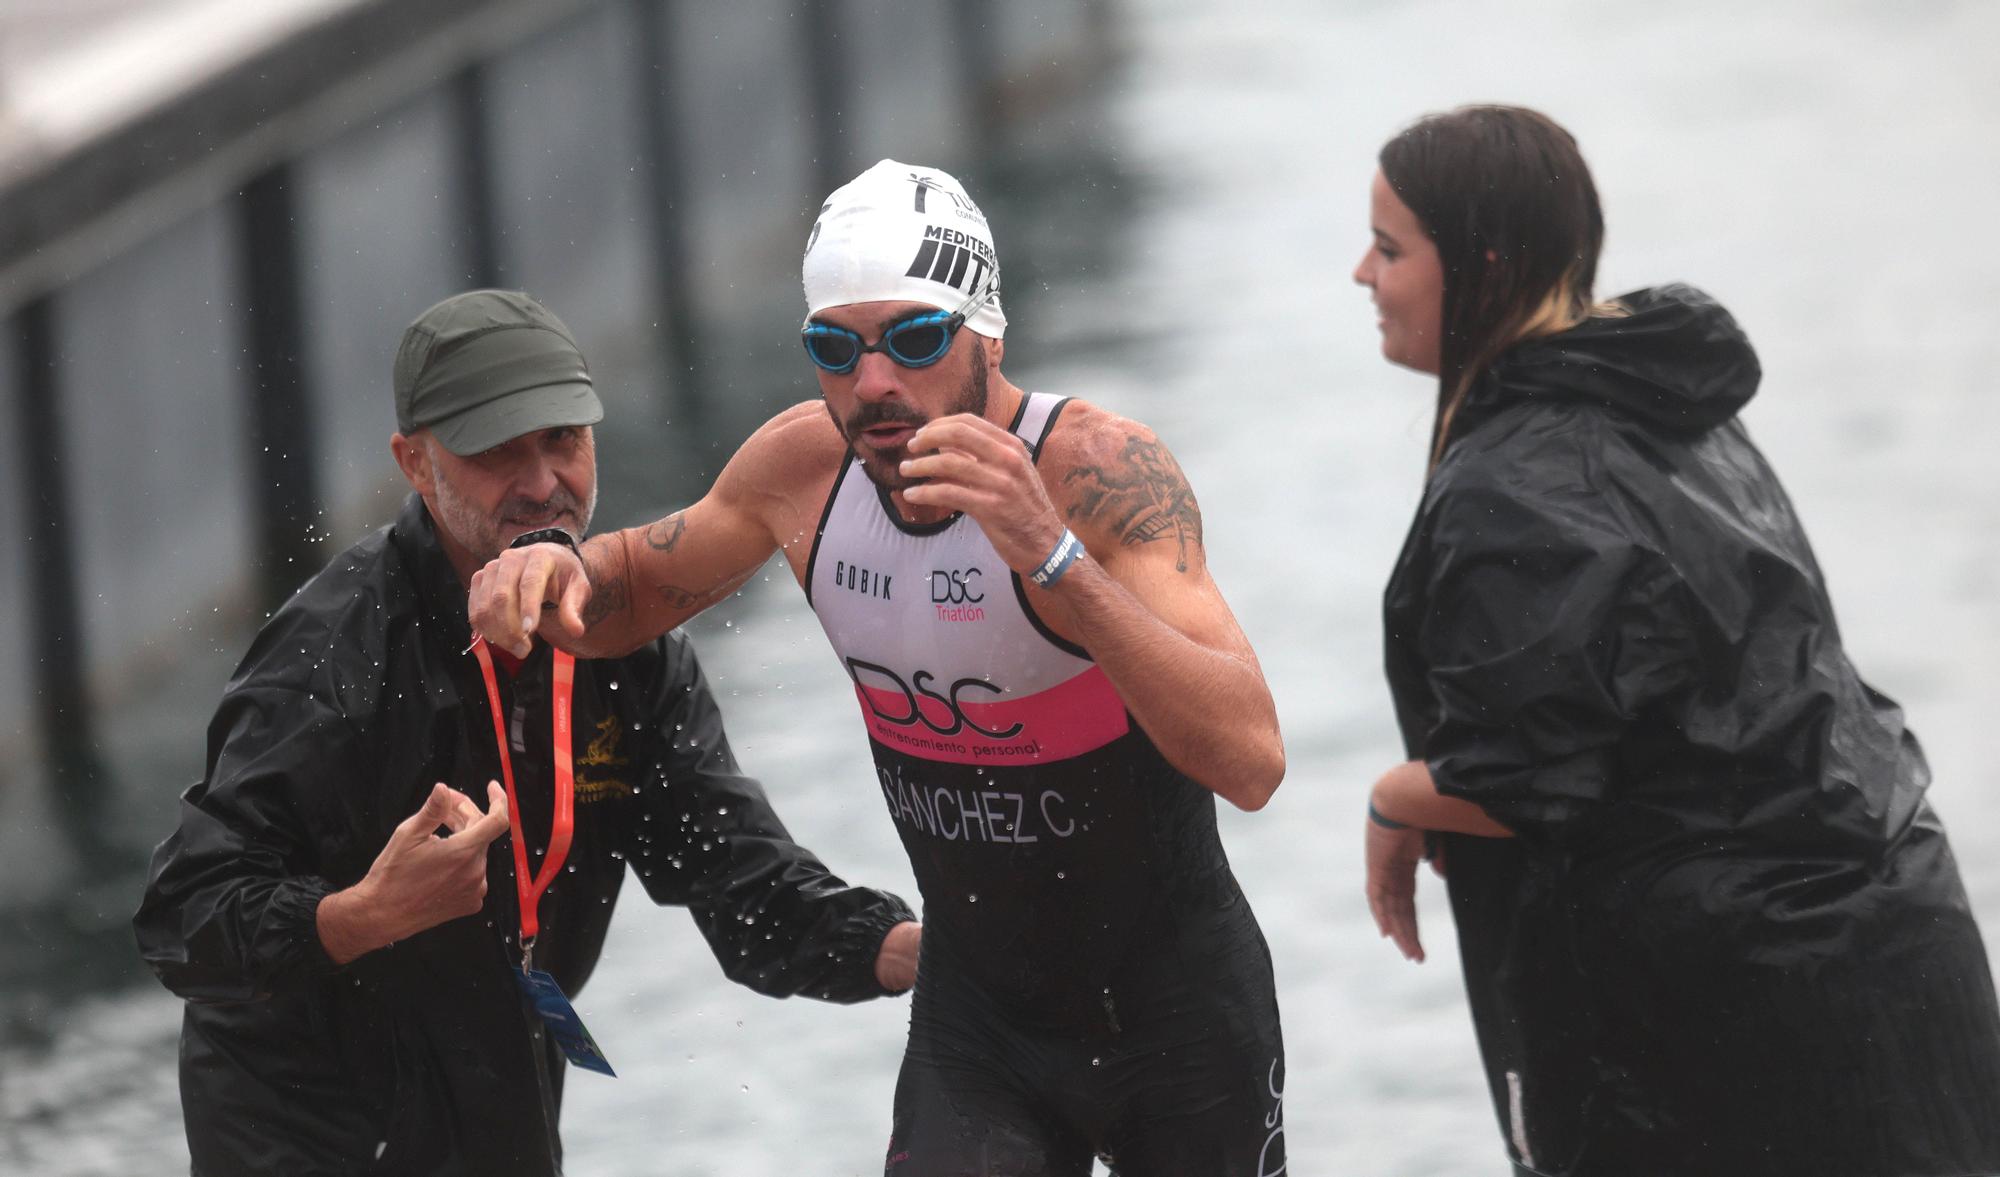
1384;286;2000;1176
134;495;913;1176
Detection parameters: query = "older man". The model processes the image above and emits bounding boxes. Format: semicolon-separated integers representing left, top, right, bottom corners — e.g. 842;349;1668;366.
135;289;918;1176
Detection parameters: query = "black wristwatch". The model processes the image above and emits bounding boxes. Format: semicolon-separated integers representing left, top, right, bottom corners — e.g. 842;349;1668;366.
509;526;582;556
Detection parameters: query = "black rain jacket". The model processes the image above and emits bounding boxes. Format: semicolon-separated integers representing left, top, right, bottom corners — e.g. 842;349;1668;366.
135;495;913;1176
1384;286;2000;1176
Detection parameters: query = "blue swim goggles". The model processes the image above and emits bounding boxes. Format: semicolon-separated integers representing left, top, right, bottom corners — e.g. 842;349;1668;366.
800;284;995;375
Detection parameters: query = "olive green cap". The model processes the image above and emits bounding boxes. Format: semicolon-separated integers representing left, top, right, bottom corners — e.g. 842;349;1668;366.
392;289;603;456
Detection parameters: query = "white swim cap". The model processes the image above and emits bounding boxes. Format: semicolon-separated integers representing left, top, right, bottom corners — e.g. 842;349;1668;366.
802;159;1007;339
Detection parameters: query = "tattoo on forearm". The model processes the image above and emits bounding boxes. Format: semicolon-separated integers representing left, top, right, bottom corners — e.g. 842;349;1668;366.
658;585;699;610
1063;435;1204;572
644;513;686;552
580;573;630;628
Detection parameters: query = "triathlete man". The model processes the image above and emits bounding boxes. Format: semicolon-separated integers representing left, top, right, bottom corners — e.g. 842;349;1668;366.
469;161;1288;1175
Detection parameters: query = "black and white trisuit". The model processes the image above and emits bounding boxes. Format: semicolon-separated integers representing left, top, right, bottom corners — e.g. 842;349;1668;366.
806;392;1287;1177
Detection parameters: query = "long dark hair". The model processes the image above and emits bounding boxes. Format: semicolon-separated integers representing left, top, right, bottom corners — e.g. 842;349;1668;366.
1379;105;1604;471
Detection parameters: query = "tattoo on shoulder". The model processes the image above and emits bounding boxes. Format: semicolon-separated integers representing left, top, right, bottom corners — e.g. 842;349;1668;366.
644;513;686;552
1061;433;1204;572
658;585;700;610
581;572;631;628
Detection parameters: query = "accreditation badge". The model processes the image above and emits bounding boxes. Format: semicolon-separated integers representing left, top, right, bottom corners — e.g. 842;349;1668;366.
515;966;617;1077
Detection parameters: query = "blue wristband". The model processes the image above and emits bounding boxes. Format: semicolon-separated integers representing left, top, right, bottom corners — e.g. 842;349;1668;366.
1029;529;1082;588
1367;801;1410;830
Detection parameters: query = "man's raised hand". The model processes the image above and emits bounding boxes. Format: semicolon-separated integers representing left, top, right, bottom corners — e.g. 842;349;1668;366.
899;414;1066;575
316;782;511;965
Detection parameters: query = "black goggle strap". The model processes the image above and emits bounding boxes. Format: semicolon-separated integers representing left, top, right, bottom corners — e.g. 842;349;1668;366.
946;268;997;324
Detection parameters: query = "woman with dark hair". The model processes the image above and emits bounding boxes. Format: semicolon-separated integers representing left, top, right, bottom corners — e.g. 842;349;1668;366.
1355;104;2000;1176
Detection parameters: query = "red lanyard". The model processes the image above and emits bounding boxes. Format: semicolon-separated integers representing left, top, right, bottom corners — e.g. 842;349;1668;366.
469;637;575;969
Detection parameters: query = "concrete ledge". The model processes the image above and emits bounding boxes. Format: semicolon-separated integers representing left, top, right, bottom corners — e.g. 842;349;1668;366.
0;0;591;316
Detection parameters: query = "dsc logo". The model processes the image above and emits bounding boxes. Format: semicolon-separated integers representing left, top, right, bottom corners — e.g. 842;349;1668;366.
929;567;985;605
846;657;1023;739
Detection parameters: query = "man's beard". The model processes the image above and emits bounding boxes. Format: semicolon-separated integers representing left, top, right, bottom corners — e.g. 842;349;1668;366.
431;473;596;569
832;339;988;493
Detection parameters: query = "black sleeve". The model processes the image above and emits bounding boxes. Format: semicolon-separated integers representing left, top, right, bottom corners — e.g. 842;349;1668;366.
627;634;914;1003
132;685;358;1002
1416;481;1691;844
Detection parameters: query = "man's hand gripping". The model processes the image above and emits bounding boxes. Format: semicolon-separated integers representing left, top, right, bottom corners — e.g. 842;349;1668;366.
468;543;594;658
